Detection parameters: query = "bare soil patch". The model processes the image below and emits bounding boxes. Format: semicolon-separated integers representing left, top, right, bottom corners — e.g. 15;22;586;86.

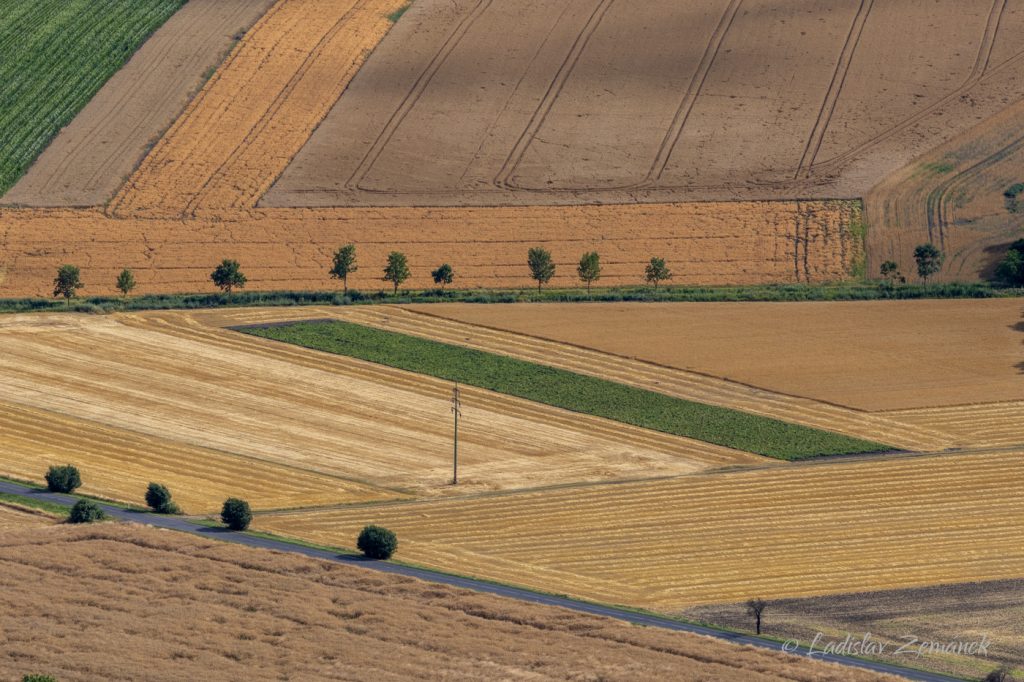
265;0;1024;207
0;524;893;681
1;0;274;208
409;299;1024;412
684;578;1024;679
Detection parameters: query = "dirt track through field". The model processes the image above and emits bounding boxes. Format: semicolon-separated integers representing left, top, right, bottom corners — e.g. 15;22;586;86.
0;312;762;500
0;0;275;208
405;300;1024;412
0;401;392;513
258;449;1024;609
262;306;952;452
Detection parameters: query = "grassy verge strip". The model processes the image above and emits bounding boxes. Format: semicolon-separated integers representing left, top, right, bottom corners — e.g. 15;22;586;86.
241;321;888;459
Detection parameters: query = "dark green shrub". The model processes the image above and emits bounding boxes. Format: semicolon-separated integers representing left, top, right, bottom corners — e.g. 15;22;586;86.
144;483;181;515
44;465;81;493
23;675;58;682
357;525;398;560
221;498;252;531
67;499;106;524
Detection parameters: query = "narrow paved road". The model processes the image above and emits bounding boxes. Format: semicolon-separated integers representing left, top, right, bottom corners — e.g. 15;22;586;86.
0;480;962;682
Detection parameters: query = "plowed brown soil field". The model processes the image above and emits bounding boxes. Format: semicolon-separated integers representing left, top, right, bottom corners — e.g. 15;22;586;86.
404;300;1024;412
265;0;1024;207
0;0;275;208
0;201;859;297
257;449;1024;609
866;96;1024;282
0;311;762;502
0;524;893;682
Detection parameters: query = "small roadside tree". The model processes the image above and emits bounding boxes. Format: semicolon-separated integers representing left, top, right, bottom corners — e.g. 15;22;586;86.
984;666;1015;682
879;260;901;284
211;259;246;294
383;251;411;294
53;265;83;307
45;465;81;494
116;268;136;298
527;247;556;292
330;244;358;293
431;263;454;291
994;239;1024;286
644;257;672;289
68;499;106;524
357;525;398;560
746;598;767;635
221;498;252;531
145;482;181;515
577;251;601;292
913;243;944;285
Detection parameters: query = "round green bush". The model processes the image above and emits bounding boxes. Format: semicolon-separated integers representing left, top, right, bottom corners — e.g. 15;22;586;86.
67;499;106;524
220;498;252;531
44;464;81;494
144;482;181;514
357;525;398;560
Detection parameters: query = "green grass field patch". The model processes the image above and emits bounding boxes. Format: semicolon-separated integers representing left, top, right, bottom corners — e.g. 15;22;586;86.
242;321;890;460
0;0;187;194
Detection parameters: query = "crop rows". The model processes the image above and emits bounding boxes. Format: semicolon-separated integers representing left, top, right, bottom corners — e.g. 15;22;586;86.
258;449;1024;608
0;0;186;194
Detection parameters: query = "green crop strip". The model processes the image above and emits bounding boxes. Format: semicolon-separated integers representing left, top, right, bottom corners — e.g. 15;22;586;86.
242;321;890;460
0;0;187;194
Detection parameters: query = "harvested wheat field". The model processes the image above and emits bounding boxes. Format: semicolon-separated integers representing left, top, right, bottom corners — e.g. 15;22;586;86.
0;503;53;531
265;0;1024;207
685;577;1024;679
0;524;892;682
109;0;409;217
0;401;393;514
865;95;1024;282
257;449;1024;609
0;312;762;500
407;299;1024;412
0;0;275;208
0;199;860;297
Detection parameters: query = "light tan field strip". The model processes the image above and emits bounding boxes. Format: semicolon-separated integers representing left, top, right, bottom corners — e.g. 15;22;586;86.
110;0;408;217
257;450;1024;608
0;313;761;501
0;401;394;513
250;305;951;452
883;402;1024;449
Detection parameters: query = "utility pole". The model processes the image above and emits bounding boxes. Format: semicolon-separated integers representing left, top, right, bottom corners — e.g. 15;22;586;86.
451;382;462;484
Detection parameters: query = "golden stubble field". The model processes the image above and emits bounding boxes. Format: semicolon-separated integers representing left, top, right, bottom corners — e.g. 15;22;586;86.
0;311;763;508
0;524;895;682
257;449;1024;609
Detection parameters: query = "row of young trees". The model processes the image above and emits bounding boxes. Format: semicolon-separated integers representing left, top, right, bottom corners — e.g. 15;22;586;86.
40;464;398;559
48;246;677;303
